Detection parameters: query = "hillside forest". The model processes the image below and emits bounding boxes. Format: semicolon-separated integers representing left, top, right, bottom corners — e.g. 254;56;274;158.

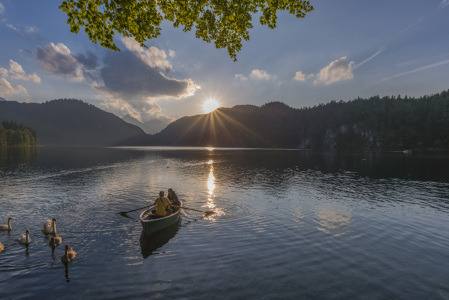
0;121;39;148
156;90;449;150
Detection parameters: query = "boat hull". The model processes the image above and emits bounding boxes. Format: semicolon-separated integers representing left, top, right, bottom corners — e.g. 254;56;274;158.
139;203;182;236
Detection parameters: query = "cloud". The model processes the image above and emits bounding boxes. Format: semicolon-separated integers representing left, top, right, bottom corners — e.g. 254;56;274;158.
6;24;43;40
0;3;4;14
7;24;20;33
0;78;30;101
235;69;274;81
313;57;355;85
293;71;306;82
36;42;83;80
100;98;163;122
95;43;199;121
122;37;172;71
32;40;198;121
0;60;41;83
99;50;198;99
235;73;248;80
168;50;176;58
250;69;272;80
440;0;449;7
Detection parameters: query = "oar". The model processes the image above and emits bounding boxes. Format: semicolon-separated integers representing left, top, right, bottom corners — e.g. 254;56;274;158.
171;205;215;214
119;206;149;216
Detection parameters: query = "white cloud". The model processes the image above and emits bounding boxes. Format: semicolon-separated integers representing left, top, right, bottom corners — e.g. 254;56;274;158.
293;71;306;82
0;60;41;83
36;42;83;80
7;24;20;33
122;37;172;71
235;73;248;80
0;78;30;101
313;57;355;85
99;96;167;122
0;3;5;14
168;50;176;58
250;69;272;80
440;0;449;7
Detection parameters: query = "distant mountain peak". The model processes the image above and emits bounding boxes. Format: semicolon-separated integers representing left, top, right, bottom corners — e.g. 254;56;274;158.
122;115;169;134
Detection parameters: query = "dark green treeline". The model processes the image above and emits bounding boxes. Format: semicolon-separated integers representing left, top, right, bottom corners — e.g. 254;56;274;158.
156;89;449;150
297;90;449;150
0;121;39;148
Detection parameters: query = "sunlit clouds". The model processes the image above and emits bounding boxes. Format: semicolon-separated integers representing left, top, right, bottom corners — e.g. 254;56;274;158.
122;37;172;71
293;71;306;82
292;57;354;85
0;78;30;101
36;42;84;80
312;57;355;85
95;38;199;121
250;69;272;80
0;60;40;83
30;38;199;122
235;69;274;81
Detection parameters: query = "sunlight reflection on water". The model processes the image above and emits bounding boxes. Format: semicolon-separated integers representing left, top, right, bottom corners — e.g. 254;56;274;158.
1;147;449;299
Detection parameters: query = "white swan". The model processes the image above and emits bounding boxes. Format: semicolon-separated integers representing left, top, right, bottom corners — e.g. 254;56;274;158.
0;217;12;230
18;229;31;245
0;242;4;252
49;235;62;248
61;245;77;264
43;218;57;234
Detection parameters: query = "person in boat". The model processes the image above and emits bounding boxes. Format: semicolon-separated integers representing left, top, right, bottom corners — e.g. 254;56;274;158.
152;191;172;218
168;188;180;211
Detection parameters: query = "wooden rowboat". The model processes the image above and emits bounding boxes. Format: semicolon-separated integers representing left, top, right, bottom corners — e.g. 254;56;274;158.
139;201;182;236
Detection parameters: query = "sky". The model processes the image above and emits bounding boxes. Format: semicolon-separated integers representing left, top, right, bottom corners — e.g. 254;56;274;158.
1;1;449;123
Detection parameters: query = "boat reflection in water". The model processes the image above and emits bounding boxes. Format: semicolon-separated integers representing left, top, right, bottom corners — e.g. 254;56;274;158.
139;219;182;259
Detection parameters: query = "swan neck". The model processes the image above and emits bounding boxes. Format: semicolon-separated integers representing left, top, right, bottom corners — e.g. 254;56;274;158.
8;219;11;229
52;221;57;235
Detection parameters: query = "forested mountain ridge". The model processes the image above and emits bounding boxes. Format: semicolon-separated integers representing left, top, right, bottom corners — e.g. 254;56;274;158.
0;99;148;146
1;90;448;149
155;90;449;150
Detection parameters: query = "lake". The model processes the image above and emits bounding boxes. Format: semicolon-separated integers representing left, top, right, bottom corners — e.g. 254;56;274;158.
0;147;449;299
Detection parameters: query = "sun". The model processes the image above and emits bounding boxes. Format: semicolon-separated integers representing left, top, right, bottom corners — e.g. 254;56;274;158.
203;98;220;114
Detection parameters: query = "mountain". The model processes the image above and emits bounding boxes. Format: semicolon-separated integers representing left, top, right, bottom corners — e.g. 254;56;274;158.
122;114;169;134
0;99;150;146
122;114;143;128
142;119;169;134
154;91;449;150
0;97;6;101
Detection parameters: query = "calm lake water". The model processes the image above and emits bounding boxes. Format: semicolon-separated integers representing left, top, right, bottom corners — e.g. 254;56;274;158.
1;147;449;299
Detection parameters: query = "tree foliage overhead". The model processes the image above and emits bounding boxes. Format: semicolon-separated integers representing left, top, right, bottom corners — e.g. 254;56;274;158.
58;0;314;60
